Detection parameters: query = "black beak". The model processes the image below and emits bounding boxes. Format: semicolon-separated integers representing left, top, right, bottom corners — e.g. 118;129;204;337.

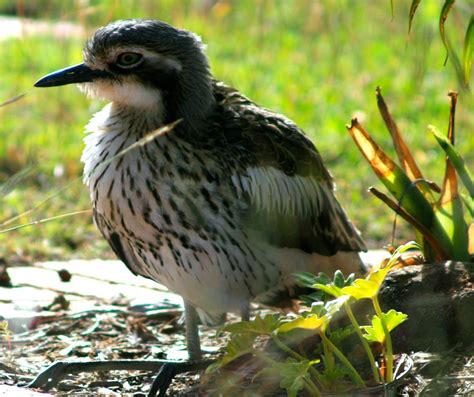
34;63;111;87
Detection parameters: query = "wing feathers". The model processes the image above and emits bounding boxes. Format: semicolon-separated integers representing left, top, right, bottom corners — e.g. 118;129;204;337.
233;166;366;254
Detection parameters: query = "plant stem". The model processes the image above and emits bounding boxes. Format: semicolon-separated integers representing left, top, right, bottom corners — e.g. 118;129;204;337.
271;334;306;361
321;332;366;389
304;378;322;397
344;303;381;383
271;334;326;389
372;296;393;382
322;327;335;374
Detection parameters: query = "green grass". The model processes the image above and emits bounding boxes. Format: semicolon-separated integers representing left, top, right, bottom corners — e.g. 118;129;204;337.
0;0;472;260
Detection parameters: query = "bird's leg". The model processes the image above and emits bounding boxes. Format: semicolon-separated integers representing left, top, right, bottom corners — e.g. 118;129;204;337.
148;300;209;397
240;303;250;322
184;299;202;360
28;301;212;395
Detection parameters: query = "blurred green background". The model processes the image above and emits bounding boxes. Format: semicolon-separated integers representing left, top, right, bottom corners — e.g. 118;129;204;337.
0;0;472;261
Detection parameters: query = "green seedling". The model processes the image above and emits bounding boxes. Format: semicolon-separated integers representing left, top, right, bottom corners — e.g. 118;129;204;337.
208;242;415;395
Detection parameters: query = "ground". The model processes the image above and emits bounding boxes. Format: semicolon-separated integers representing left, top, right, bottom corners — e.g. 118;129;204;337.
1;256;473;396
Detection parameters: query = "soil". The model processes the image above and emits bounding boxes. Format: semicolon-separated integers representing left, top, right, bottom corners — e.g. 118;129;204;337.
0;260;473;395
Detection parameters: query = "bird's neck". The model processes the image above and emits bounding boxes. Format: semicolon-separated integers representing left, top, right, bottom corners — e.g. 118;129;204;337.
110;102;165;134
162;73;215;135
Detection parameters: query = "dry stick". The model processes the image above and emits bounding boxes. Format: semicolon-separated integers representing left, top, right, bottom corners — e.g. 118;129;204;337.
369;187;449;260
0;210;91;234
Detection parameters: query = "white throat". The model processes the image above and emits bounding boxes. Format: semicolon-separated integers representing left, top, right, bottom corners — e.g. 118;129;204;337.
79;80;163;110
81;102;164;188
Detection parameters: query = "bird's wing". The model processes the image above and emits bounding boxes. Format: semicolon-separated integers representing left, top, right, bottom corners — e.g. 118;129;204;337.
214;82;366;255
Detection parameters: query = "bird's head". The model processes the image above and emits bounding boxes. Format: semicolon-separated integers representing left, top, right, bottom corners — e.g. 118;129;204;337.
35;19;214;130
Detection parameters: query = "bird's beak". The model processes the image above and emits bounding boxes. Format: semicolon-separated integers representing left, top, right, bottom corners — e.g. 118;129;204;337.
34;63;110;87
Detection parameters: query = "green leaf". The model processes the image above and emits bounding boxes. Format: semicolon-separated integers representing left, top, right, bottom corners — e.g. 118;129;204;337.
430;117;470;262
333;270;345;288
313;283;344;298
328;325;355;347
342;278;379;300
361;310;408;343
408;0;421;34
208;332;257;370
278;313;328;333
342;242;420;300
383;309;408;331
222;314;280;335
361;318;384;343
324;295;350;317
310;301;325;316
259;358;317;397
439;0;455;65
299;291;325;308
430;125;474;199
463;16;474;86
295;271;332;288
278;359;314;397
347;119;435;232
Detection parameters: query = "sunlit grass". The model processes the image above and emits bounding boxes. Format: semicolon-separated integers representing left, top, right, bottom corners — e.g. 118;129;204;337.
0;0;472;259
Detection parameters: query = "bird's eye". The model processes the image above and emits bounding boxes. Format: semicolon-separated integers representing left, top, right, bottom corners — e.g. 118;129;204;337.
116;52;143;68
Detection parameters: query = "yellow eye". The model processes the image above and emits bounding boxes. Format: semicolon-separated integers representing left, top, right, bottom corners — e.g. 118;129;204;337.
116;52;143;68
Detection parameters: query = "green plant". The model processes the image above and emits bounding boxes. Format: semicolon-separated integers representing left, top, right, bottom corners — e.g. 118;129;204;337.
406;0;473;90
348;88;473;262
207;243;416;396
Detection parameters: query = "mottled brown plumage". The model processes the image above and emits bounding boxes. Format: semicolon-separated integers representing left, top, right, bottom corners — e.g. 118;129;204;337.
35;19;366;382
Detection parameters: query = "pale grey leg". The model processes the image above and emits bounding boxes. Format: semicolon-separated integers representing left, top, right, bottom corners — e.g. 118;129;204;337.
240;302;250;321
183;300;202;361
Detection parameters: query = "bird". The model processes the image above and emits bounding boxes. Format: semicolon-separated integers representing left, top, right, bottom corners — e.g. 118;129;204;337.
33;19;366;395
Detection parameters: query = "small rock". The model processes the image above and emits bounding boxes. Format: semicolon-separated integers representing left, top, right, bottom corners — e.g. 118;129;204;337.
58;268;72;282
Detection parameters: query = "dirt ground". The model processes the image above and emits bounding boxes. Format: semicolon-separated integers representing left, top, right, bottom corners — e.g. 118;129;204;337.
1;259;473;396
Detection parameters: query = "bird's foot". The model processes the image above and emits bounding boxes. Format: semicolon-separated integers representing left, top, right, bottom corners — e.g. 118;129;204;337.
147;360;213;397
26;358;213;395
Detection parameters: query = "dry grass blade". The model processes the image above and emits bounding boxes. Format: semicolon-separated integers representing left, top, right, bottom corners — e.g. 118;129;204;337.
439;92;458;204
408;0;421;34
440;0;455;66
347;118;396;181
375;87;428;187
0;93;26;108
0;210;92;234
96;119;182;173
0;166;34;197
369;187;449;260
0;176;82;228
463;16;473;87
347;118;434;229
